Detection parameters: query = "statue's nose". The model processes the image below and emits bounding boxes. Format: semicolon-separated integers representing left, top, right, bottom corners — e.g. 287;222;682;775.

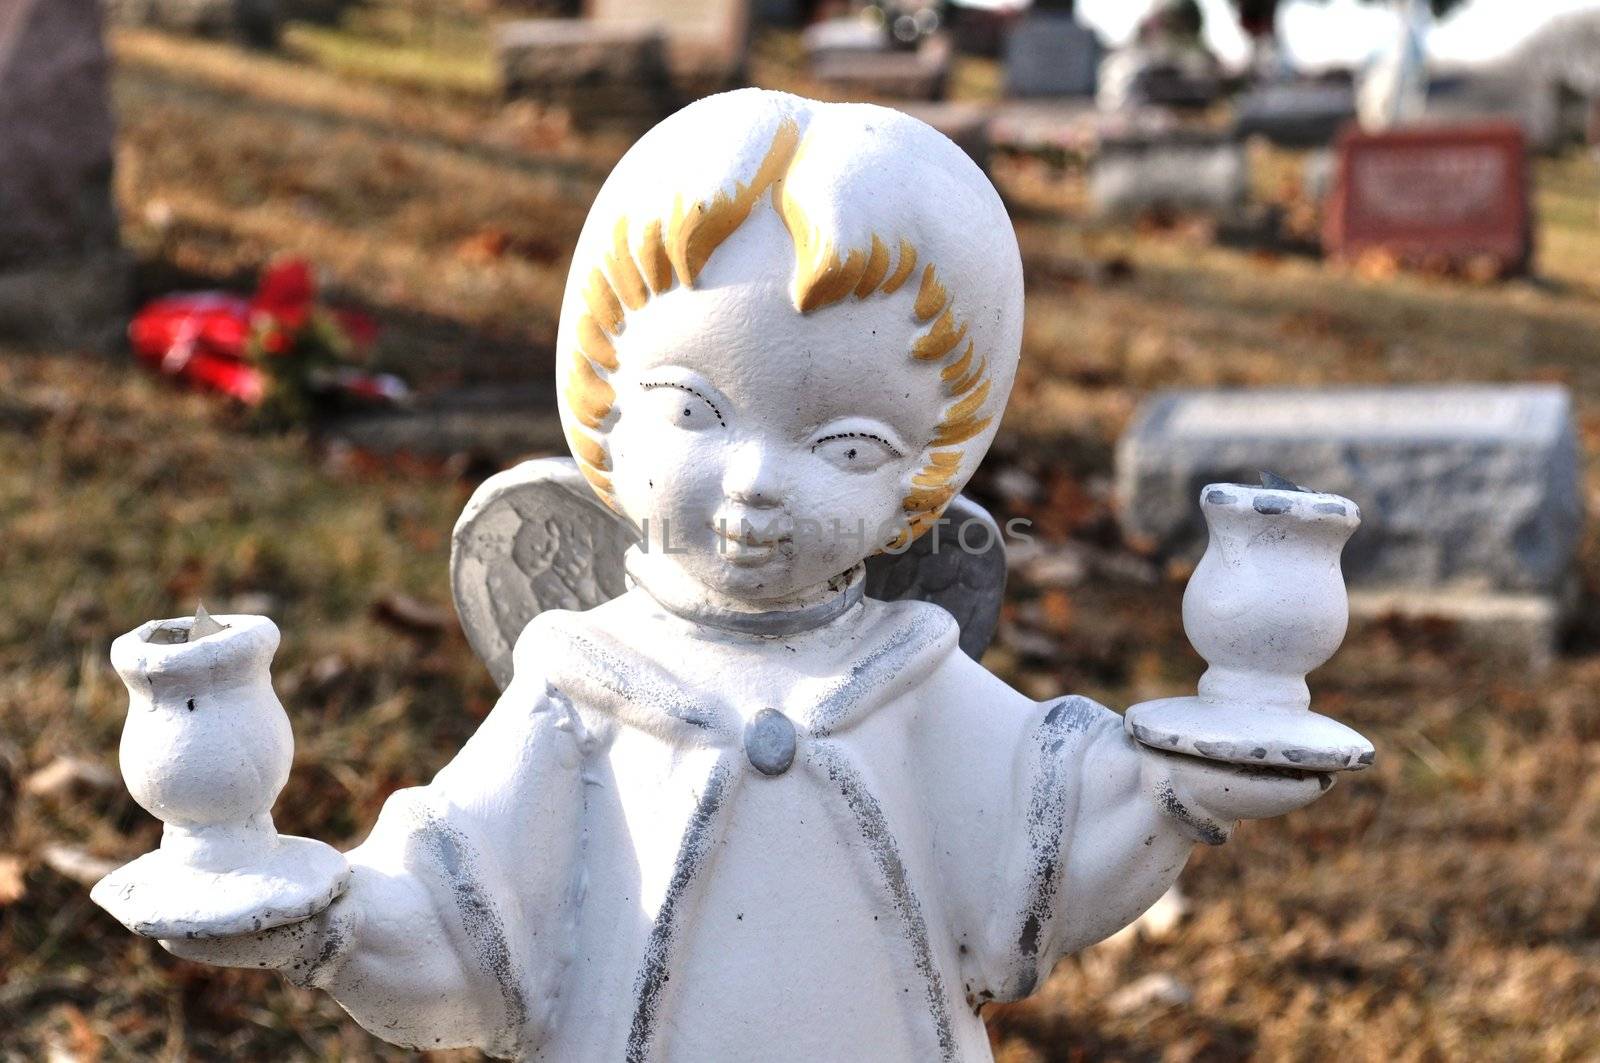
722;442;783;508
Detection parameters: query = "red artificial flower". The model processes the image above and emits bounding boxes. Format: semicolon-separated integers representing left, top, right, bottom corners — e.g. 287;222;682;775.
129;257;393;414
182;350;267;405
129;292;253;371
252;258;317;331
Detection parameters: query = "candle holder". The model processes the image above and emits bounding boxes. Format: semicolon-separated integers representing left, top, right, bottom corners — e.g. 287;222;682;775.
91;611;349;939
1124;479;1376;773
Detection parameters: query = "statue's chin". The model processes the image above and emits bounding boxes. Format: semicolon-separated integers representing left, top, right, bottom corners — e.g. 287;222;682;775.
698;553;861;610
631;540;864;616
702;555;808;603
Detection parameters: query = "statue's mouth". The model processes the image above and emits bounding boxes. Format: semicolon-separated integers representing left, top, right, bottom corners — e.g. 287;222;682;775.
710;522;792;549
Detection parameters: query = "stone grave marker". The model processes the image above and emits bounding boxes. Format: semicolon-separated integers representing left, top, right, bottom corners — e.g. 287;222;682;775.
1090;129;1247;218
1002;14;1102;99
1323;121;1531;275
495;20;673;131
0;0;128;348
1117;385;1583;663
1232;80;1356;148
809;32;953;102
329;383;565;462
988;100;1155;165
497;0;747;127
1423;9;1600;154
587;0;748;97
800;16;884;60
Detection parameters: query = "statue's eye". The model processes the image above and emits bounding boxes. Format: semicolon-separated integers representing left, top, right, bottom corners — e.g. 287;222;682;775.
812;432;901;473
641;382;725;431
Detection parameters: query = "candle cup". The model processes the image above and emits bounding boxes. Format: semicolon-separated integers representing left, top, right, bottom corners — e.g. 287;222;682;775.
1124;483;1376;773
91;614;350;940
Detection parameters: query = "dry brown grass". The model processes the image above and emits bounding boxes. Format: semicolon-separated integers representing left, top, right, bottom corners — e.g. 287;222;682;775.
4;10;1600;1061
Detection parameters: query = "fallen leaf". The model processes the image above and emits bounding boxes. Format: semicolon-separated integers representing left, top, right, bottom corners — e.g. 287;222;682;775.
24;757;119;799
0;853;27;905
60;1003;103;1063
1105;971;1192;1015
39;844;120;888
371;593;452;635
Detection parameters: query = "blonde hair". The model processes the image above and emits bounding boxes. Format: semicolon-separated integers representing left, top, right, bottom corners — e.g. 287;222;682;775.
558;90;1023;549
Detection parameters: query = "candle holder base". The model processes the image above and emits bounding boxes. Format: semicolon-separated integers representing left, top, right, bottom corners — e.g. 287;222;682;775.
1125;696;1375;773
92;834;350;940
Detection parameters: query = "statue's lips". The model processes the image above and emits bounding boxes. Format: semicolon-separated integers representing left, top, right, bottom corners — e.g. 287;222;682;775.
709;521;792;549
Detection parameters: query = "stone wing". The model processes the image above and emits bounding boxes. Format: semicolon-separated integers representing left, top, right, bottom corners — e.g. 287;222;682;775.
864;494;1006;661
450;457;638;689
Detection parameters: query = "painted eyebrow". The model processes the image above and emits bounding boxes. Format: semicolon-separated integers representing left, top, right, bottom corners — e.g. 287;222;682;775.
811;430;904;459
641;381;726;427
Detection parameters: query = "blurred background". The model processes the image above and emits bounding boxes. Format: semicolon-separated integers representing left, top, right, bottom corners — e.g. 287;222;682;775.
2;0;1599;1058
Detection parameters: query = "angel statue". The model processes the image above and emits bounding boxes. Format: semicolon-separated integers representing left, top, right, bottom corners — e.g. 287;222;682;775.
92;89;1373;1061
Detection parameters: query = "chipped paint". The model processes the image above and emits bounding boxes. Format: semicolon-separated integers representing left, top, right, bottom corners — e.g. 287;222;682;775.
809;741;958;1062
626;759;739;1063
1008;697;1100;994
420;817;529;1049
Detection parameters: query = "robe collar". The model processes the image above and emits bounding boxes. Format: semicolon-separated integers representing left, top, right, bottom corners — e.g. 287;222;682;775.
623;547;866;639
534;594;958;744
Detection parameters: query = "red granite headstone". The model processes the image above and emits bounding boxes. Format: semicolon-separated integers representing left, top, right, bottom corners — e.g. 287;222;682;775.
1323;122;1531;276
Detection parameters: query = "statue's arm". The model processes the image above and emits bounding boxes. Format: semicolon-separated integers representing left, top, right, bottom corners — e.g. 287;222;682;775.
995;698;1328;987
920;652;1331;1002
162;669;587;1055
162;805;510;1051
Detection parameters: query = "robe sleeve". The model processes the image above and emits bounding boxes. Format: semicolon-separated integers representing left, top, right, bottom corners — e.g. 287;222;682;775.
978;696;1206;1000
911;657;1218;1007
291;631;589;1057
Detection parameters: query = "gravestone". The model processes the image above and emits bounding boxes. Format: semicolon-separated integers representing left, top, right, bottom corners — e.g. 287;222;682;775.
104;0;279;47
809;32;953;102
495;20;673;131
1425;70;1558;153
497;0;746;125
588;0;748;98
1090;129;1246;217
988;100;1163;165
329;383;565;461
1323;122;1530;275
1233;80;1356;148
800;16;884;60
1098;50;1221;113
946;2;1010;57
1426;10;1600;154
0;0;128;349
1002;14;1102;99
1117;385;1583;663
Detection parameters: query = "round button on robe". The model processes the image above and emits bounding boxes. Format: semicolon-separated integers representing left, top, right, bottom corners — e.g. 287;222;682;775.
743;708;797;776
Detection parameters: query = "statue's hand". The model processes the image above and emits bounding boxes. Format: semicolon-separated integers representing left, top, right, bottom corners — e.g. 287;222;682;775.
1142;747;1332;844
160;896;357;987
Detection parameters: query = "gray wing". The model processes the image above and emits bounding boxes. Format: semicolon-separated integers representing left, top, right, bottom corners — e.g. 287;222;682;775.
864;494;1007;660
450;457;639;690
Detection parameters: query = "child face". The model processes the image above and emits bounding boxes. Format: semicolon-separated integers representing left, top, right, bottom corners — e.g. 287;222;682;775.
606;256;945;603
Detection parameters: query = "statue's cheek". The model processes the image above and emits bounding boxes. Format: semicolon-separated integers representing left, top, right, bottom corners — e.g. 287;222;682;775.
615;437;726;521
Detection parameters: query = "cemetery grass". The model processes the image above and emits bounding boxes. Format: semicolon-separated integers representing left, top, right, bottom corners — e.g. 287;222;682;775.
5;15;1600;1062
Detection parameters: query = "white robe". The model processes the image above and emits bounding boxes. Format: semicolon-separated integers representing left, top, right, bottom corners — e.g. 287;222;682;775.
295;590;1210;1061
